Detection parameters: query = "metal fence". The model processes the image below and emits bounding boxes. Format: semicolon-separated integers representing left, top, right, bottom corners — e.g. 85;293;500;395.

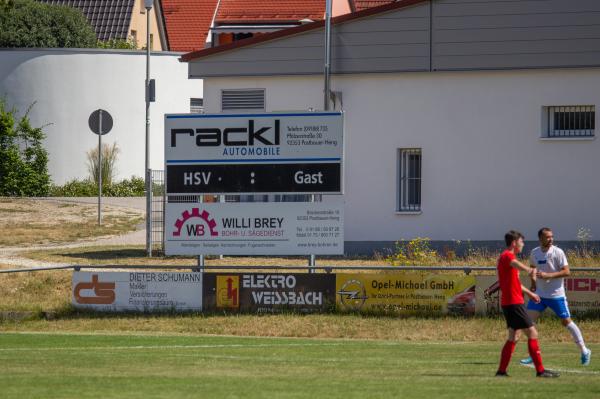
148;169;165;255
149;169;219;255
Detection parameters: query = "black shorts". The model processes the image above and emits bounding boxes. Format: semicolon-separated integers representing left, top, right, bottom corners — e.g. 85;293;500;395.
502;304;534;330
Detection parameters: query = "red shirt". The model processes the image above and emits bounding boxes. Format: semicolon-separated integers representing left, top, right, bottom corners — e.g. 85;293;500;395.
497;250;524;306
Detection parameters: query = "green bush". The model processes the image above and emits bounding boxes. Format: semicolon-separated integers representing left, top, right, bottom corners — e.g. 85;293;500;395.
97;38;138;50
387;237;439;266
50;176;145;197
0;101;50;196
0;0;97;48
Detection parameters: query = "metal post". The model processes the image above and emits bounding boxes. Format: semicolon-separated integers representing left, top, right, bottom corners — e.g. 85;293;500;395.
98;110;103;225
324;0;332;111
148;168;153;257
310;0;332;271
145;8;152;257
198;194;205;268
161;170;166;254
308;192;316;274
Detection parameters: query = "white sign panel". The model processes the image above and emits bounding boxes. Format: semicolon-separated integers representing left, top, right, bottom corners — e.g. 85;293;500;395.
165;200;344;256
165;112;343;162
72;272;202;311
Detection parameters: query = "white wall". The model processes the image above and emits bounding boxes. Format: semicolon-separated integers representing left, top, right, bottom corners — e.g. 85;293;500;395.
203;68;600;242
0;49;202;184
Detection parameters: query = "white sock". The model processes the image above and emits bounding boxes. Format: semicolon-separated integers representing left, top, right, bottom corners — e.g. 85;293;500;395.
566;322;588;353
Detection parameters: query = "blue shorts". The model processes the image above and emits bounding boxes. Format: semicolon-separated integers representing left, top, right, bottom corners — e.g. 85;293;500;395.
527;296;571;319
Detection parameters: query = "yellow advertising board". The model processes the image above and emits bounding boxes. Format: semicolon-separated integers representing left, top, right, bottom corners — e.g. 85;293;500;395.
336;273;476;315
216;275;239;309
475;275;600;316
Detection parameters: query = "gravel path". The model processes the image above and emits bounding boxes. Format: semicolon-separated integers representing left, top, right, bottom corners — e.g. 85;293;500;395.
0;198;148;269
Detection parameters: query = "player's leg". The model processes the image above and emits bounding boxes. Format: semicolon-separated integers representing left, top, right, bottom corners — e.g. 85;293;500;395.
549;297;592;365
497;328;519;376
522;321;559;377
520;304;544;365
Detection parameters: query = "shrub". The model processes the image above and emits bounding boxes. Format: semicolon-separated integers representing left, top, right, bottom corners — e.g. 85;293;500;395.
86;142;120;186
0;101;50;196
387;237;438;266
97;37;138;50
50;176;145;197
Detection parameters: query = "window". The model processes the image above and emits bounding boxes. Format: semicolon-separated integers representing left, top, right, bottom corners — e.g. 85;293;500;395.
131;30;137;43
222;89;265;111
397;149;422;212
233;33;253;42
190;98;204;114
545;106;595;138
150;34;154;50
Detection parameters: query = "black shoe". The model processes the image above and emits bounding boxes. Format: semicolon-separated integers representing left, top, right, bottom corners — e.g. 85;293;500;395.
495;371;509;377
536;370;560;378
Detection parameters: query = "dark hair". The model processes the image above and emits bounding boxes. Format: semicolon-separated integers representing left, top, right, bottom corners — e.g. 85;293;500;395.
538;227;552;239
505;230;524;247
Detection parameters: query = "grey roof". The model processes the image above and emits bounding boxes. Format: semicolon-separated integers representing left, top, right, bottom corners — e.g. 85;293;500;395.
39;0;135;41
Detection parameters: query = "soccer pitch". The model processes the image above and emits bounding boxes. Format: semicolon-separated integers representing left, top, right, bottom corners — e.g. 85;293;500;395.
0;333;598;399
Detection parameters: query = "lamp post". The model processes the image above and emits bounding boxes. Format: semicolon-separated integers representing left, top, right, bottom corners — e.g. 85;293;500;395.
144;0;153;257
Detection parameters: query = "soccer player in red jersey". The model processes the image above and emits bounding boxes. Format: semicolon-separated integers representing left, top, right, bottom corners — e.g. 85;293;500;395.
495;230;559;378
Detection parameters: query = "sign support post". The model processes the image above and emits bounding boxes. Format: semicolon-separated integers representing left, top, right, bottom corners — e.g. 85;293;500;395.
98;110;103;225
88;108;113;226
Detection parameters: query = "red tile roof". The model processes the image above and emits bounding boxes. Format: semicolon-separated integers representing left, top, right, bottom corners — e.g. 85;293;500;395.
162;0;219;52
351;0;395;12
215;0;325;24
181;0;427;62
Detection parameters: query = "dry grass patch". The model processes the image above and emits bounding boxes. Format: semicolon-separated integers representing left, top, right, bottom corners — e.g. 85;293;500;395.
0;268;71;312
0;199;143;247
20;245;385;269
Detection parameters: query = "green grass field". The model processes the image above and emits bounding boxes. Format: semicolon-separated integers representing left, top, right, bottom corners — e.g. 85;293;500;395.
1;333;598;399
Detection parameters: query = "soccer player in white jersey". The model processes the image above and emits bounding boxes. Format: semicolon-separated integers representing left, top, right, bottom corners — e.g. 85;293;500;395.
520;227;592;366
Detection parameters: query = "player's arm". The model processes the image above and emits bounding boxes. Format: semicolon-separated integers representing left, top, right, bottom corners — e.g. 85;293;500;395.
537;264;570;279
529;263;537;291
537;250;570;279
521;285;541;303
510;259;535;276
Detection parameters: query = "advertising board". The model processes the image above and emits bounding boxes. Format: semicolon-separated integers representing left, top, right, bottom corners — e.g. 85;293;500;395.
164;201;344;255
203;273;336;313
164;112;344;195
72;272;202;311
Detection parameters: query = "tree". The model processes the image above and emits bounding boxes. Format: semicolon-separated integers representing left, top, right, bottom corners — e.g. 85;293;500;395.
0;0;97;48
0;101;50;196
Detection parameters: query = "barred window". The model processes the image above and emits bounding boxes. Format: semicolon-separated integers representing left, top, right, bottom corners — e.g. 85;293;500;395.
190;98;204;114
545;106;595;138
397;149;422;212
222;89;265;111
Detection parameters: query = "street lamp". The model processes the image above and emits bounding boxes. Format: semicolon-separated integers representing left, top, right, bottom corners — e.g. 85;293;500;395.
145;0;153;256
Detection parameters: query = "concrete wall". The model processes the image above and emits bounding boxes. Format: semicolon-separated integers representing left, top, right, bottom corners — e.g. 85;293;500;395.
0;48;201;184
202;68;600;245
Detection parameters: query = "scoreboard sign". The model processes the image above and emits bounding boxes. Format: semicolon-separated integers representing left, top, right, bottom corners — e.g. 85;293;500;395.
164;112;343;195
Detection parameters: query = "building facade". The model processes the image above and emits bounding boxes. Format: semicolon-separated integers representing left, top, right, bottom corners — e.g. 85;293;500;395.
183;0;600;253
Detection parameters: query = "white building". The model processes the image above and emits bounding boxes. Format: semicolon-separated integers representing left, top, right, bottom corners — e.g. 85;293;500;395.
181;0;600;254
0;48;201;184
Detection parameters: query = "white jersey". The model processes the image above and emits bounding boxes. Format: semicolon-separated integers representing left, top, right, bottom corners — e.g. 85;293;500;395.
530;245;568;298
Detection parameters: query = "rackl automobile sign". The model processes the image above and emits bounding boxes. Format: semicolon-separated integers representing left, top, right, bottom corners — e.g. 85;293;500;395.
164;112;343;194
